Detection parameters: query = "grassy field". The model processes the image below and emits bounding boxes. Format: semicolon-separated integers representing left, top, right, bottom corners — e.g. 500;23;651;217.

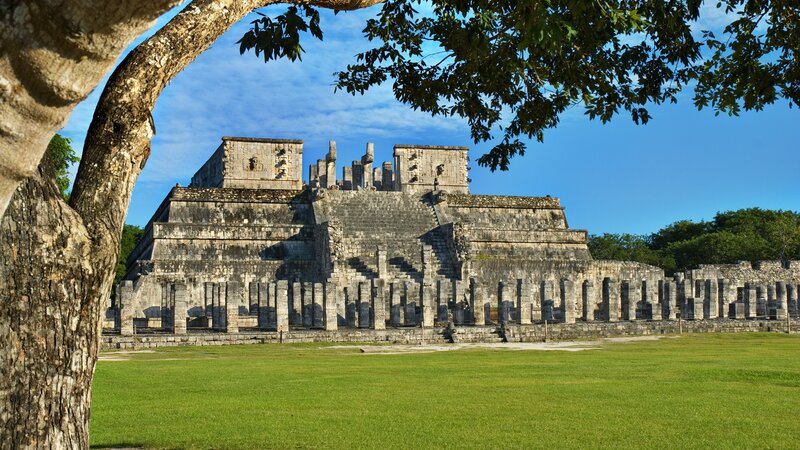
90;334;800;449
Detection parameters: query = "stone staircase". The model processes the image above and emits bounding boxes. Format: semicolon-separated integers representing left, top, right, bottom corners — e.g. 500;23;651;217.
317;190;456;282
449;326;506;343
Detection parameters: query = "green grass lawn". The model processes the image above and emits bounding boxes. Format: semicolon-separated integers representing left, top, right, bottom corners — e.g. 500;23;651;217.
90;334;800;449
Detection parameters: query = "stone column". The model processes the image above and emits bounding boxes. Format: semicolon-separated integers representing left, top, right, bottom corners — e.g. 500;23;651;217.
173;283;188;334
497;281;510;325
625;280;640;321
214;283;227;331
719;279;732;319
382;161;393;191
248;282;259;316
312;283;324;328
404;281;417;326
788;284;798;318
531;281;542;322
706;279;718;319
471;278;485;325
776;281;788;320
757;284;768;318
345;284;358;328
258;282;271;330
451;280;463;325
542;280;555;321
290;281;302;326
437;279;450;323
692;279;705;320
373;279;386;330
602;277;619;322
326;141;337;188
117;280;135;336
390;282;402;326
302;282;313;327
376;247;387;279
276;280;289;332
361;143;374;188
745;283;758;318
665;280;677;320
420;279;435;327
324;281;338;331
519;279;532;325
225;281;241;333
582;280;595;322
358;281;371;328
561;279;576;324
644;279;660;321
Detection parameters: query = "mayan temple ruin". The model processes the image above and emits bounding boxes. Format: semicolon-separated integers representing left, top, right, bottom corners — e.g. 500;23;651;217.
109;136;800;346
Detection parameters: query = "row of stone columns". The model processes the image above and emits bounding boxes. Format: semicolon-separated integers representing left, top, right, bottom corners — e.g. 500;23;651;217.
117;277;800;335
675;278;796;320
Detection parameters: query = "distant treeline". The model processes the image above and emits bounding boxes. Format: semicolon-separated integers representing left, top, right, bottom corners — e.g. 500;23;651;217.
116;224;144;287
589;208;800;274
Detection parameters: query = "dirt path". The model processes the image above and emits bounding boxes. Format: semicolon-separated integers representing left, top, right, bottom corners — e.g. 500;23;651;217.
335;335;670;355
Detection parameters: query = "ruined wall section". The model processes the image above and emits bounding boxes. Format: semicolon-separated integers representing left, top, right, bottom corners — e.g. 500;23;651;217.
191;137;303;190
122;187;320;322
439;193;591;264
394;144;469;194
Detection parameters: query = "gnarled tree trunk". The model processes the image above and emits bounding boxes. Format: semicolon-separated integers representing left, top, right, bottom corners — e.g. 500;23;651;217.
0;0;184;219
0;0;381;447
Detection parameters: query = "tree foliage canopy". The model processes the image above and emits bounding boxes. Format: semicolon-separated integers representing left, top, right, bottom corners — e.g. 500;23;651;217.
46;134;80;199
589;208;800;274
239;0;798;171
115;224;144;288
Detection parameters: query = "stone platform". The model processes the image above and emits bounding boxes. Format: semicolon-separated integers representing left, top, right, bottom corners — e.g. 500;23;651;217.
100;319;798;349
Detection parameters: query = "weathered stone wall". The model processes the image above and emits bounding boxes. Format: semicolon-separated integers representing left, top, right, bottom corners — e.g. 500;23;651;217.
393;144;469;194
191;137;303;190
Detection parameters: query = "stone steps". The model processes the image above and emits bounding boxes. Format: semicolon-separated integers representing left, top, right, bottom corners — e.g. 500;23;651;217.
319;190;457;280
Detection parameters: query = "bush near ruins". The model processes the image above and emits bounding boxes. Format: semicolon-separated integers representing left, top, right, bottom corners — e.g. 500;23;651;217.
589;208;800;274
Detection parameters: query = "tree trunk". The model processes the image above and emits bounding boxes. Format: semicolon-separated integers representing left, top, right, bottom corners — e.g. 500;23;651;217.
0;155;103;448
0;0;381;447
0;0;184;220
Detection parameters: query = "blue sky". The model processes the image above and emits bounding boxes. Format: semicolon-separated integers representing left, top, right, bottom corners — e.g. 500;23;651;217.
60;3;799;235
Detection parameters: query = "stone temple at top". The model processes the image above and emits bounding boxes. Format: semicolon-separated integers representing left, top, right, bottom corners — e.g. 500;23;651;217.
114;136;799;335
